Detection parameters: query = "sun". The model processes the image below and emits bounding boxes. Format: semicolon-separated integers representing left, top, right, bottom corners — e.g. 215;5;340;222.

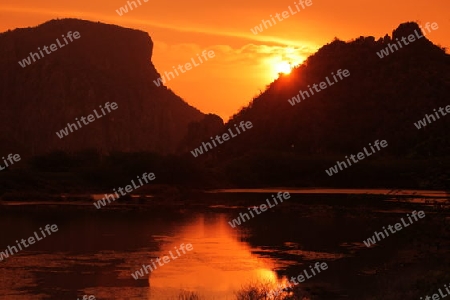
263;50;305;80
274;61;292;75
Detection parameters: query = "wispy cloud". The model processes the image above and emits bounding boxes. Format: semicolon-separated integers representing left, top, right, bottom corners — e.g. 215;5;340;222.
154;42;312;68
0;5;317;48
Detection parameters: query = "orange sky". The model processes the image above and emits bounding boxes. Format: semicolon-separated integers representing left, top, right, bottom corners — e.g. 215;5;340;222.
1;0;449;120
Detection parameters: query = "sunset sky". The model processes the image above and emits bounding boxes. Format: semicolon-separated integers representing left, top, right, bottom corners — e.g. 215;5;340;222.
1;0;449;120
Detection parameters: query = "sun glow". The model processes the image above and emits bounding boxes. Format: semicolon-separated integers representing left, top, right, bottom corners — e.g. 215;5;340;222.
274;61;292;75
264;48;306;81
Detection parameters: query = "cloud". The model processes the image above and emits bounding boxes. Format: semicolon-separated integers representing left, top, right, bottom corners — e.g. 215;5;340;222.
0;5;318;48
208;43;314;66
152;42;314;76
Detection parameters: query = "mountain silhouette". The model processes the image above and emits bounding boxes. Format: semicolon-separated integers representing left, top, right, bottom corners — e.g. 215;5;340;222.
0;18;219;156
1;20;449;189
222;22;450;158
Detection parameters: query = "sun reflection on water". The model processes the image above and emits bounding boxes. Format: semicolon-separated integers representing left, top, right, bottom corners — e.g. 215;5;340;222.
147;213;285;299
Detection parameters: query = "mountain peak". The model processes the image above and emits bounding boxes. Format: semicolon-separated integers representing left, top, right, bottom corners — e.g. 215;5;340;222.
0;19;210;155
392;21;423;40
225;21;450;157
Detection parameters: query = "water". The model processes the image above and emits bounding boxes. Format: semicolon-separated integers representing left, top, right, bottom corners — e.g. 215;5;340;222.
0;189;447;299
0;206;288;299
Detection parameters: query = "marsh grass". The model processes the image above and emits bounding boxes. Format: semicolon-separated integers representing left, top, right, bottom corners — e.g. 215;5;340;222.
177;281;311;300
178;290;200;300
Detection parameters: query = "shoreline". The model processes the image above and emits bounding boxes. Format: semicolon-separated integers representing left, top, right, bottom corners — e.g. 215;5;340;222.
1;188;448;208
